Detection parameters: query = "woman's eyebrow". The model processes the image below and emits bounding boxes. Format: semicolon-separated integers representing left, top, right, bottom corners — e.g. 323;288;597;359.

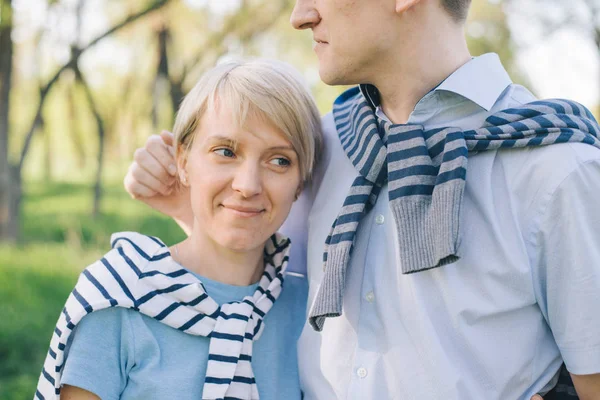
207;135;294;152
207;135;239;148
268;145;295;151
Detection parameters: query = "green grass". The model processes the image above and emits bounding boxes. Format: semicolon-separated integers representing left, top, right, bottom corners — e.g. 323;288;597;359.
0;181;185;400
21;182;185;247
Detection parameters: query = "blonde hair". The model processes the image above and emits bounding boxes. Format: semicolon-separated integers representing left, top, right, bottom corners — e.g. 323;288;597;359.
173;59;322;182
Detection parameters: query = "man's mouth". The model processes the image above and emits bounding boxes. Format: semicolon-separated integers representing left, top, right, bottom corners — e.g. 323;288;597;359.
313;38;329;52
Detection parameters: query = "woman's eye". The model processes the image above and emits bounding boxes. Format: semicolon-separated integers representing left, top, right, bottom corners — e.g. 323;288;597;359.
270;157;291;167
214;148;235;158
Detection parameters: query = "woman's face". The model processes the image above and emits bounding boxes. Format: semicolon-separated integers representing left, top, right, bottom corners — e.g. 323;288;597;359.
180;102;301;253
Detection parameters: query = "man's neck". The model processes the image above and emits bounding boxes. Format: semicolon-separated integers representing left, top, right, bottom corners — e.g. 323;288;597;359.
174;229;264;287
373;23;471;124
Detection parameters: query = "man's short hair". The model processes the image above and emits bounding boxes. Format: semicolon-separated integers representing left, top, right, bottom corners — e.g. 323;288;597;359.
441;0;472;22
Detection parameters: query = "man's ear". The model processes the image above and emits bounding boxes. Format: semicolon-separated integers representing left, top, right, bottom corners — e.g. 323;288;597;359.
395;0;422;14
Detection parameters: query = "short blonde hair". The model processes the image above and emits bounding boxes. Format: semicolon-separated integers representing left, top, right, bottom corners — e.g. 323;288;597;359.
173;59;322;182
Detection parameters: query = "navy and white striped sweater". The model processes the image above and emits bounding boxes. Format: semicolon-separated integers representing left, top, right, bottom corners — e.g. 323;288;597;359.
35;232;291;400
309;87;600;332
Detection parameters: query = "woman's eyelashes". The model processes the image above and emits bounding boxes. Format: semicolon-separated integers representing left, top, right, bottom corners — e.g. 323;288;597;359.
269;157;291;167
213;147;236;158
211;147;293;169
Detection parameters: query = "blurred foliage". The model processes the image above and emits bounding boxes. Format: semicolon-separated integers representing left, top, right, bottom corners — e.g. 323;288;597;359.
5;0;527;185
466;0;529;85
0;243;83;399
0;181;184;399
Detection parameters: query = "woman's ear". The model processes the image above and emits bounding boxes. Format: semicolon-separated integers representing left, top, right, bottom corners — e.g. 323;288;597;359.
179;171;189;186
395;0;422;14
176;148;189;187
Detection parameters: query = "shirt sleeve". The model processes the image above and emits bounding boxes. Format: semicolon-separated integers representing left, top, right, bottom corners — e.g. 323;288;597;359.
532;158;600;375
61;307;134;400
280;190;311;275
279;114;333;275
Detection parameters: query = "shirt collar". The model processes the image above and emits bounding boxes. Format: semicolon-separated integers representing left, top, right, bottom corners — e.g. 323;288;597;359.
359;53;513;113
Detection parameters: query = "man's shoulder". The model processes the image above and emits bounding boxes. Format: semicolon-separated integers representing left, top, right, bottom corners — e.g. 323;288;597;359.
487;89;600;192
304;112;342;195
486;142;600;216
320;112;336;139
522;142;600;190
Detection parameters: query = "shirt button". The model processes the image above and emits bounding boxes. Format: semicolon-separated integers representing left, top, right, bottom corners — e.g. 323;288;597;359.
357;367;368;378
375;214;385;225
365;291;375;303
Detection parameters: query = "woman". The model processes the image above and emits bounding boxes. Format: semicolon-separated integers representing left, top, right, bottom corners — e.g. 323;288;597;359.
35;59;322;400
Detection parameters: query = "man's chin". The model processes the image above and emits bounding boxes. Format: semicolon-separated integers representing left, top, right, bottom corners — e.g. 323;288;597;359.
318;66;357;87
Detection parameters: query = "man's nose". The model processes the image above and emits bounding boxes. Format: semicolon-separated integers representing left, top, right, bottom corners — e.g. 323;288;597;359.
231;163;263;198
290;0;320;30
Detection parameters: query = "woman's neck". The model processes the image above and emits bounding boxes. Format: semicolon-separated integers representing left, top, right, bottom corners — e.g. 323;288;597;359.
171;232;265;287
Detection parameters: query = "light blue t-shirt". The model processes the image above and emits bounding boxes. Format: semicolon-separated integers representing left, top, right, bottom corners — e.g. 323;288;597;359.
61;268;308;400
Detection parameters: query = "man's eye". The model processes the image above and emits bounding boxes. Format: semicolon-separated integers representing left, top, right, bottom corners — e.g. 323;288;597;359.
270;157;291;167
214;148;235;158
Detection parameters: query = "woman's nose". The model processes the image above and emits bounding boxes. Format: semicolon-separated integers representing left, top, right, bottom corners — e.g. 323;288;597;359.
290;0;321;30
231;163;263;198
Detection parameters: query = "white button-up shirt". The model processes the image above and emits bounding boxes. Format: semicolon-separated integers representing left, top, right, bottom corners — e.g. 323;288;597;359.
282;53;600;399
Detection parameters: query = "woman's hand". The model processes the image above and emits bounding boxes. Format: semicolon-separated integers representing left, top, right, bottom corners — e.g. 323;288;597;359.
124;131;193;235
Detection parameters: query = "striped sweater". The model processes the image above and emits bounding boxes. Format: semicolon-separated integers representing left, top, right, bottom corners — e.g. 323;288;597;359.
309;87;600;331
35;232;291;400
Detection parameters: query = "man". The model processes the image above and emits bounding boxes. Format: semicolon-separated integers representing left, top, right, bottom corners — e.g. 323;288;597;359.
124;0;600;398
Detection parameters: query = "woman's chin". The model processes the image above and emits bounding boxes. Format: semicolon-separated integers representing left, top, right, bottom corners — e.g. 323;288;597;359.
217;233;269;253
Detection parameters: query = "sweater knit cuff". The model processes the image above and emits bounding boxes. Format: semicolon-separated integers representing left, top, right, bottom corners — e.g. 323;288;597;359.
308;242;352;331
391;181;464;274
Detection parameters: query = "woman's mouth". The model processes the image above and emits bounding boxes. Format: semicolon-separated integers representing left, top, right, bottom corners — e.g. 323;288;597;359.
221;204;265;217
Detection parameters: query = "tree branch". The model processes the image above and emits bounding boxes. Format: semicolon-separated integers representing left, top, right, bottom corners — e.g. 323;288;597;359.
17;0;171;172
180;0;288;84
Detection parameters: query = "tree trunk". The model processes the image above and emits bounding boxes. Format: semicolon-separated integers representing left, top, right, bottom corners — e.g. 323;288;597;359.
0;0;17;242
67;84;86;169
40;115;54;181
75;68;105;218
152;26;172;129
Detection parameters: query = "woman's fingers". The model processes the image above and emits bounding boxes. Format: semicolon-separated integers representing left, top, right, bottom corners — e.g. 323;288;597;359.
160;130;176;157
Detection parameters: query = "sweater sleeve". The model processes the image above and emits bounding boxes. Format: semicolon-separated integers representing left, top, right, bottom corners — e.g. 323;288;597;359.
61;307;134;400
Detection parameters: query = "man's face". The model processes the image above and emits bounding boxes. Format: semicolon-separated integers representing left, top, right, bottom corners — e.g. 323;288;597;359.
290;0;399;86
